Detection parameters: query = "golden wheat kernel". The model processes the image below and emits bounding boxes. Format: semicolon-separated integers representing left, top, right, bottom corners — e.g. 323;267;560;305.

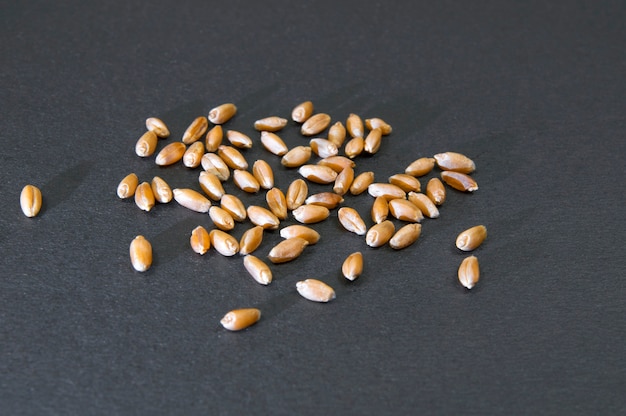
182;116;208;144
135;130;158;157
342;252;363;281
252;160;274;190
182;141;205;168
346;113;364;138
458;255;480;289
218;145;248;170
117;173;139;199
407;191;439;218
233;169;260;193
367;183;406;200
390;224;421;250
366;220;395;247
243;255;273;285
268;237;309;264
286;178;308;210
305;192;344;209
279;225;320;245
190;225;211;255
434;152;476;174
129;235;152;272
209;206;235;231
332;167;354;196
292;204;330;224
301;113;331;136
327;121;347;148
266;187;288;220
155;142;186;166
389;173;421;193
220;308;261;331
365;117;392;135
172;188;211;213
350;171;375;195
318;155;355;173
364;128;383;154
296;279;336;302
198;171;225;201
310;138;339;158
246;205;280;230
134;182;156;212
220;194;247;222
281;146;312;168
456;225;487;252
260;131;289;156
426;177;446;205
344;136;364;159
371;196;389;224
239;225;264;255
298;164;338;184
405;157;436;177
254;116;288;132
20;184;42;217
151;176;173;203
388;198;423;222
205;125;223;152
338;207;367;235
226;130;253;149
201;153;230;181
208;103;237;124
441;171;478;192
210;229;239;256
292;101;314;123
146;117;170;138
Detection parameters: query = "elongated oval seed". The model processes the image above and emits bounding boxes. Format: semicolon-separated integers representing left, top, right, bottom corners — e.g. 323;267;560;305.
260;131;289;156
254;116;288;132
266;187;288;220
20;184;42;217
344;136;364;159
208;103;237;124
371;196;389;224
198;171;225;201
205;125;223;152
458;255;480;289
292;101;314;123
279;225;320;245
135;182;155;212
182;116;208;144
220;194;247;221
281;146;312;168
296;279;336;302
151;176;173;203
298;164;338;184
226;130;253;149
342;252;363;281
201;153;230;181
183;141;205;168
405;157;436;177
239;225;264;255
388;198;423;222
243;255;273;285
338;207;367;235
135;131;158;157
310;138;338;158
252;159;274;190
365;118;392;135
246;205;280;230
292;204;330;224
305;192;344;209
333;167;354;196
172;188;211;213
456;225;487;251
129;235;152;272
155;142;186;166
389;173;421;193
350;171;375;195
146;117;170;138
218;145;248;170
117;173;139;199
327;121;347;148
426;177;446;205
286;179;308;210
220;308;261;331
434;152;476;174
233;169;260;193
366;220;395;247
209;206;235;231
267;237;309;264
210;229;239;256
363;128;382;154
318;155;355;173
407;191;439;218
389;223;422;250
301;113;331;136
368;183;406;200
346;113;364;138
440;171;478;192
190;225;211;255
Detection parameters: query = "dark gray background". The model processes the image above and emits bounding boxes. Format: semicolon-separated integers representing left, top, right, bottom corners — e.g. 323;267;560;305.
1;0;625;414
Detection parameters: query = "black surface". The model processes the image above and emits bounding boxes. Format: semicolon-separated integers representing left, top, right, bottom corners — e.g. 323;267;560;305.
2;0;625;414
